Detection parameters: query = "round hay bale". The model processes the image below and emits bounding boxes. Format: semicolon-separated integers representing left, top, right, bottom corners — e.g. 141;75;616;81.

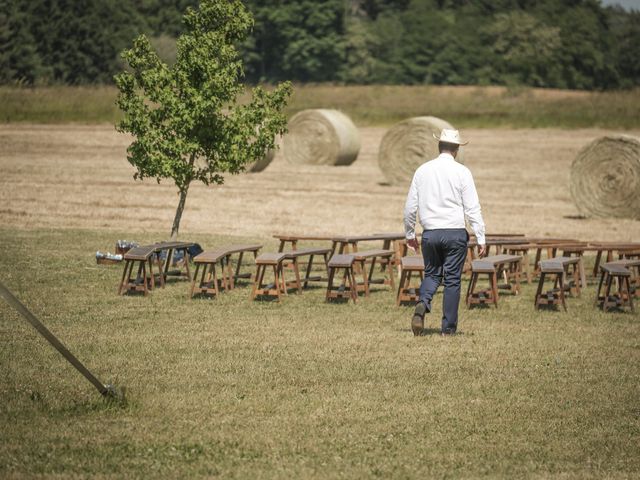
377;116;464;185
283;109;360;166
246;148;275;173
570;135;640;220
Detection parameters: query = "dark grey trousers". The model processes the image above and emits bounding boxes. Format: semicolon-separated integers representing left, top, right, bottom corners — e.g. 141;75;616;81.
419;228;469;333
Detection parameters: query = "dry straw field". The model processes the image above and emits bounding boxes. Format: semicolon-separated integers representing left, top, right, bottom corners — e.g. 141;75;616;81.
1;124;640;241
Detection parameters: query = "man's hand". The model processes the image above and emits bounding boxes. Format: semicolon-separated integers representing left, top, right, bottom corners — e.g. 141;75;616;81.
407;238;420;253
478;244;487;258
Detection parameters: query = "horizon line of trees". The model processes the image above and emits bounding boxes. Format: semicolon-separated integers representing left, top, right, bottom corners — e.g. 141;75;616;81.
1;0;639;90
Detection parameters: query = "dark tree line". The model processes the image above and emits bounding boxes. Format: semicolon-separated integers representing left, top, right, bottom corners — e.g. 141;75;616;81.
1;0;639;89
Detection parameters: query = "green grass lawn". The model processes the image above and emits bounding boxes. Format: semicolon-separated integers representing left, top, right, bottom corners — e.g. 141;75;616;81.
1;228;639;478
2;84;640;128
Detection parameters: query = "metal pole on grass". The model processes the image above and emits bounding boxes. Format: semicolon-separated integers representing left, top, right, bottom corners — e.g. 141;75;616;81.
0;281;121;400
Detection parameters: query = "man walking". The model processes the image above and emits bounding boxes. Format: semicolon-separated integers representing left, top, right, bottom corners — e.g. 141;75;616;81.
403;129;486;336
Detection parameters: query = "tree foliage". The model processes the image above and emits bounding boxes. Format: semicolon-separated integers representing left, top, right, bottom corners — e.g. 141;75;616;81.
115;0;291;239
2;0;640;89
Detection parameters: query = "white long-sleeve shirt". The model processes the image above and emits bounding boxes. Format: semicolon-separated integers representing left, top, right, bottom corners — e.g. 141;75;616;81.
403;153;485;244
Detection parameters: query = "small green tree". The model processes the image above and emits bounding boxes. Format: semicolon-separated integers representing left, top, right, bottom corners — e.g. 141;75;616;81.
115;0;291;240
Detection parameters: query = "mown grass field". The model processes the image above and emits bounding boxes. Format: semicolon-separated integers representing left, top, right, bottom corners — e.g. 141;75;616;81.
2;84;640;128
1;227;639;478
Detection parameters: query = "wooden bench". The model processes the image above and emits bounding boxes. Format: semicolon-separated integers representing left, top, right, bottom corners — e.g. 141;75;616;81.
396;256;424;305
283;247;332;293
191;244;262;295
466;254;522;308
326;254;357;303
190;251;228;298
502;243;536;284
595;262;635;312
590;242;640;278
153;241;196;283
534;257;582;311
352;249;395;297
219;244;262;289
609;259;640;297
527;239;580;278
369;232;406;273
465;237;527;275
251;252;288;301
118;245;159;296
273;234;336;252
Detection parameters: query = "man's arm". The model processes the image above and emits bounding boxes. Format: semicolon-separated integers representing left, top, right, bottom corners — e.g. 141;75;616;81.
404;175;419;252
461;169;486;254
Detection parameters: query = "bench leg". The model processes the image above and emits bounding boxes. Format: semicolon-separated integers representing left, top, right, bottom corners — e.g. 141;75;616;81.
577;256;586;291
204;263;212;291
235;251;244;281
148;258;155;290
190;263;201;298
251;264;263;300
558;273;567;311
522;251;531;284
326;266;336;301
292;257;302;294
534;272;546;309
141;262;149;296
118;260;130;295
571;262;581;297
212;263;220;297
303;254;314;289
386;257;396;289
396;269;407;306
533;248;543;279
226;255;235;290
512;261;521;294
466;272;478;307
603;274;614;312
280;262;288;296
348;267;357;303
592;251;602;278
360;260;370;297
368;257;377;285
595;270;606;307
182;249;192;281
490;272;499;308
273;265;281;301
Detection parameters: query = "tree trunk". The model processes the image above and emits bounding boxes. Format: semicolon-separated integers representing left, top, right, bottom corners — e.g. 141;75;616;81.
170;182;190;241
170;154;196;241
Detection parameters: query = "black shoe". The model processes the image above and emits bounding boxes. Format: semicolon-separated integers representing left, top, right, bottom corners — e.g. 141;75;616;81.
411;301;428;336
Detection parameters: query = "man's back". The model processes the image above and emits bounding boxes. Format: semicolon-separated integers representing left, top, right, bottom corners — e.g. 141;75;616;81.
405;152;483;239
412;154;473;230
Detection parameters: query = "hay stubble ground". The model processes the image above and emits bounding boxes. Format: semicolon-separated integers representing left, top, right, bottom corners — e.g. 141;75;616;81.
2;124;640;240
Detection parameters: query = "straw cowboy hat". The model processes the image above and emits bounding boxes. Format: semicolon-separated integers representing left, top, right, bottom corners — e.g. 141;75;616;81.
433;128;468;146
